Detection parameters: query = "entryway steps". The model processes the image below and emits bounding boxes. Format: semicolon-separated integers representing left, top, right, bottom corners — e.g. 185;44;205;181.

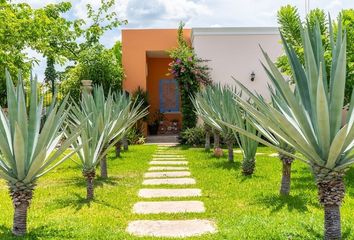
126;145;217;238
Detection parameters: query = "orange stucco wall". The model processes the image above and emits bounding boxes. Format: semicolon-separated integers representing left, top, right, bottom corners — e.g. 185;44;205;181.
122;29;190;134
122;29;191;93
146;57;182;123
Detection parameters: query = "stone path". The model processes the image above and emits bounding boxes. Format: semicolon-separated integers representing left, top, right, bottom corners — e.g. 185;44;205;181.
127;145;217;238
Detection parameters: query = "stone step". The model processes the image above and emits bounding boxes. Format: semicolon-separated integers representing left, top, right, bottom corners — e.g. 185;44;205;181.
152;155;184;158
127;220;217;237
153;158;187;161
138;188;202;198
133;200;205;214
148;166;189;171
149;161;188;165
144;171;191;178
143;178;196;185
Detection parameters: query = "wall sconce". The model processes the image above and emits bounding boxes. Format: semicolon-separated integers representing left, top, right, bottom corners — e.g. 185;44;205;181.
250;71;256;81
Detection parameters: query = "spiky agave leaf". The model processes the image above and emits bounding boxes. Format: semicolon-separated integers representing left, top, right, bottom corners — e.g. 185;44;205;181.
67;86;148;172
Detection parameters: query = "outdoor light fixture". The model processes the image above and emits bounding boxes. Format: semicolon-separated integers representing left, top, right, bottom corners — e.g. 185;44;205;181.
250;71;256;81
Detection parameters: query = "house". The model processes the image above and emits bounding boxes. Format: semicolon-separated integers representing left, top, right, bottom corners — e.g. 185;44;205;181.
122;27;282;136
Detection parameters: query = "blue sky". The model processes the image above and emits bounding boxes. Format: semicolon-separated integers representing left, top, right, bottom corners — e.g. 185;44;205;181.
17;0;353;81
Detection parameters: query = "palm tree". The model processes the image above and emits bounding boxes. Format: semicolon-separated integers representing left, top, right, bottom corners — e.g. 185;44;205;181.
193;84;259;174
223;19;350;239
0;71;81;236
68;86;147;200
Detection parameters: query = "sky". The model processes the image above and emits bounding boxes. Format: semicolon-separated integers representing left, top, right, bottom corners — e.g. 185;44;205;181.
16;0;353;81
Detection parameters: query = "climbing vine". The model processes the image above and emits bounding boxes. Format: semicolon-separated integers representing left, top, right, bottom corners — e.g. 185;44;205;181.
169;22;211;130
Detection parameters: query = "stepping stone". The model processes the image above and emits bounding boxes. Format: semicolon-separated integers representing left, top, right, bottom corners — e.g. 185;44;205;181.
234;149;242;153
133;201;205;214
144;171;191;178
153;155;184;158
149;161;188;165
127;220;217;237
269;153;279;157
148;166;189;171
153;158;187;161
139;188;202;198
143;178;196;185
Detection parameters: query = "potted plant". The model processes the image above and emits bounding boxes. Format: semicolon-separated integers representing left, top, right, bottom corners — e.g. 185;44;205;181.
148;111;165;135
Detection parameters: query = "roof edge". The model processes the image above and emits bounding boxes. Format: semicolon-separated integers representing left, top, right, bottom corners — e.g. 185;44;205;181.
191;27;279;41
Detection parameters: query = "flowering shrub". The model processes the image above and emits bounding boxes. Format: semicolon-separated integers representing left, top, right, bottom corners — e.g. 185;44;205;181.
169;22;211;130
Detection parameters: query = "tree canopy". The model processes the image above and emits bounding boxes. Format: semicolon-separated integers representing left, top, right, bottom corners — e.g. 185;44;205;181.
276;5;354;103
0;0;127;106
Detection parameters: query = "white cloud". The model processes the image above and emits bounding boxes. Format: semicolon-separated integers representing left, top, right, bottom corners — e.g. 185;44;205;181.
161;0;211;22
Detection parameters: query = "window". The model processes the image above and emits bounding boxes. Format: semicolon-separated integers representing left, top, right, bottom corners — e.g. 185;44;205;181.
159;79;179;113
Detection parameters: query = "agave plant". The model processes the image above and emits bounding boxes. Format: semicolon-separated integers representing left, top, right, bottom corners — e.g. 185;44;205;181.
223;19;351;239
193;84;259;174
0;71;81;236
68;86;147;200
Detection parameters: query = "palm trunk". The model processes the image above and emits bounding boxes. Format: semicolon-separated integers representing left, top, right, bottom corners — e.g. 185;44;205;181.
115;141;122;157
324;204;341;240
122;137;128;151
10;185;34;236
313;166;345;240
205;131;211;151
242;157;255;175
213;132;220;148
279;153;294;196
13;201;29;236
227;141;234;163
280;160;292;195
100;154;108;179
83;170;96;200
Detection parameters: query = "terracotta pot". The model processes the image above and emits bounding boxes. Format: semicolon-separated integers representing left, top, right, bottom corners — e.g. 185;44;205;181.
213;147;224;157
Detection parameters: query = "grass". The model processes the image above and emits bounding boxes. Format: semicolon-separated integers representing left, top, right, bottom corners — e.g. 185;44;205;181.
0;145;354;239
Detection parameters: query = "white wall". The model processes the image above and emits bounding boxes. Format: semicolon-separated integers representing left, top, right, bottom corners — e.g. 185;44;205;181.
192;27;283;99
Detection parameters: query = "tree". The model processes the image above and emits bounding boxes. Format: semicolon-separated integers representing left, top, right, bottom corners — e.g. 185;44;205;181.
193;84;259;174
60;0;127;100
226;18;351;239
276;5;354;104
0;1;82;105
44;56;57;96
60;45;124;101
0;71;81;236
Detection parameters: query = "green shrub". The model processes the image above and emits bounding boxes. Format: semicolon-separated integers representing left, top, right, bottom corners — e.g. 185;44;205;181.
126;127;145;145
180;127;205;146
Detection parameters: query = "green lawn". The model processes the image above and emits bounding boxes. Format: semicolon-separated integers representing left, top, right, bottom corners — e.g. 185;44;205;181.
0;145;354;239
